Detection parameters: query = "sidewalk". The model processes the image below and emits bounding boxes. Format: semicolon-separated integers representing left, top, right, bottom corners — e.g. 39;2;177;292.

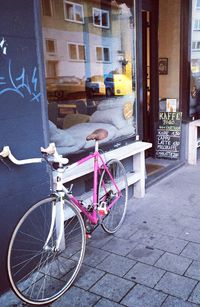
1;161;200;306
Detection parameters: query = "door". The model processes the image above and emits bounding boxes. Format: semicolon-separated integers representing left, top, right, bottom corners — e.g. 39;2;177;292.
137;0;159;156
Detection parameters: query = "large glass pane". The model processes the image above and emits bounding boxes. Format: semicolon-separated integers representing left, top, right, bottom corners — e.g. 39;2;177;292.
190;0;200;117
41;0;137;156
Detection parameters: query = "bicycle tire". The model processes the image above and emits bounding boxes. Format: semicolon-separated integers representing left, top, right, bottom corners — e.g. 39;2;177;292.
7;196;86;305
98;159;128;234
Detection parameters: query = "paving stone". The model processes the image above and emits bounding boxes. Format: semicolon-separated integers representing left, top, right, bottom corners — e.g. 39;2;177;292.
82;246;110;267
185;261;200;281
162;295;197;307
87;228;113;248
97;253;136;277
129;231;162;247
124;262;165;288
52;286;100;307
121;284;167;307
179;228;200;244
0;290;22;307
113;223;139;239
101;237;137;256
94;298;123;306
127;244;164;265
181;242;200;260
74;264;105;290
155;272;197;300
90;273;134;302
155;252;192;275
153;235;188;254
189;282;200;304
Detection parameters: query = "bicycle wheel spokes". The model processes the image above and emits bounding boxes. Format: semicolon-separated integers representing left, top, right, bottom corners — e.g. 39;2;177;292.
99;159;128;233
8;197;86;305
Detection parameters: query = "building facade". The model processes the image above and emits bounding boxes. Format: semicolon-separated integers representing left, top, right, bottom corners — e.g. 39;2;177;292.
0;0;199;293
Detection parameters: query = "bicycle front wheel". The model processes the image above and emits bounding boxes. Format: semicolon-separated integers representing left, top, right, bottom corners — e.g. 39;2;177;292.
98;159;128;234
7;197;86;305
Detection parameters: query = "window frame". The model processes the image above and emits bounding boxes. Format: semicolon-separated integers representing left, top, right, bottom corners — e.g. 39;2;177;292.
192;40;200;51
67;42;86;61
42;0;53;17
93;8;110;29
95;46;111;63
64;1;84;24
45;39;57;54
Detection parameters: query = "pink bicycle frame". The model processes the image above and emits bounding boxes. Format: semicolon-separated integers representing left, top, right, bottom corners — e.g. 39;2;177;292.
66;143;121;225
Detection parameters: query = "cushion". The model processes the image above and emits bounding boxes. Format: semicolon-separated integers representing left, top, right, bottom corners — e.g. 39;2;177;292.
97;93;135;111
49;121;75;147
89;108;127;129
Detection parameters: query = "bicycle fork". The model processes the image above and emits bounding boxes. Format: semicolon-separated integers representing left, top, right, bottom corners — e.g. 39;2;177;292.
43;192;65;252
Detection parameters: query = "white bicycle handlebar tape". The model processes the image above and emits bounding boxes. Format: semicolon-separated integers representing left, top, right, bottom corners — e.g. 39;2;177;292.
0;146;11;158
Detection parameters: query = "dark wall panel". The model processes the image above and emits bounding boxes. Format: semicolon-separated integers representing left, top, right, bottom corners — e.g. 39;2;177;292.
0;0;50;293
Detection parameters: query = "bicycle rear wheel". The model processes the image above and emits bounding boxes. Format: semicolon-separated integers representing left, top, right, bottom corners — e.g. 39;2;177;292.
98;159;128;234
7;197;86;305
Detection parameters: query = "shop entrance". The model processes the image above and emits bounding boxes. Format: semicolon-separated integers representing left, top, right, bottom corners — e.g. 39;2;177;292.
141;0;159;157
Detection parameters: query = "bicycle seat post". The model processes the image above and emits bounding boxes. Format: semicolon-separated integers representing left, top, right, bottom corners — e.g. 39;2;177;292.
95;140;99;153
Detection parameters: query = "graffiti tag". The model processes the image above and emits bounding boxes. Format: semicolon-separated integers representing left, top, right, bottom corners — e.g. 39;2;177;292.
0;60;41;102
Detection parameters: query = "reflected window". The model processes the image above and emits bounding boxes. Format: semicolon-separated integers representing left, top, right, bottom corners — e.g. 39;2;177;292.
197;0;200;9
41;0;137;155
192;41;200;50
64;1;84;23
194;19;200;30
190;0;200;117
68;43;86;61
93;8;109;28
96;47;110;62
46;39;56;53
42;0;53;16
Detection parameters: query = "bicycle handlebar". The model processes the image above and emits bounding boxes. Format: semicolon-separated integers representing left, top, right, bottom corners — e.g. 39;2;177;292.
0;143;69;166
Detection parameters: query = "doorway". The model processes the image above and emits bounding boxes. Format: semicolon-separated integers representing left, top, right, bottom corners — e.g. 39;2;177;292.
140;0;159;157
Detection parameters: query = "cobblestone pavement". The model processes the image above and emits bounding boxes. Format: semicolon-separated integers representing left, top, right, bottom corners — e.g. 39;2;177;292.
1;161;200;306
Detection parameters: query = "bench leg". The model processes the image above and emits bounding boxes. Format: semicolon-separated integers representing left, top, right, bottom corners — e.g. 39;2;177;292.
188;123;197;165
133;151;145;198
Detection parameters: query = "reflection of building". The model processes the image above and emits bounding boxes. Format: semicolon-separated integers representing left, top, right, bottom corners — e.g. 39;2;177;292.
42;0;133;80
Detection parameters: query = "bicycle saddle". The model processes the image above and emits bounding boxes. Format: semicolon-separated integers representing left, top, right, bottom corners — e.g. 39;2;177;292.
86;129;108;141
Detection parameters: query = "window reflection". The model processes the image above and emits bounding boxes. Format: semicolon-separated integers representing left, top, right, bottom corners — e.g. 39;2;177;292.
41;0;137;155
190;0;200;116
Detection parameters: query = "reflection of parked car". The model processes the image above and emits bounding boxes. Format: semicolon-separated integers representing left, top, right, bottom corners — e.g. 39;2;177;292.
86;73;132;97
46;76;85;100
85;75;106;97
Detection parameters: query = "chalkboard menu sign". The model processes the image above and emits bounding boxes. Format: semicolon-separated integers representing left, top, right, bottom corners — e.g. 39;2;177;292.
156;112;182;159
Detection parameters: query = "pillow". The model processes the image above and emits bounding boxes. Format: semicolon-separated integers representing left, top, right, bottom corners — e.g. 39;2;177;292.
97;93;135;111
49;121;75;147
89;108;127;129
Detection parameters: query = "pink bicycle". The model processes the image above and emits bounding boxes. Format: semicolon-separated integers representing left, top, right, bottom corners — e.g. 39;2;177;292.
1;128;128;305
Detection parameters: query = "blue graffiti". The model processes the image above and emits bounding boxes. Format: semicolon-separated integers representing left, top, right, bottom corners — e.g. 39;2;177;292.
0;60;41;102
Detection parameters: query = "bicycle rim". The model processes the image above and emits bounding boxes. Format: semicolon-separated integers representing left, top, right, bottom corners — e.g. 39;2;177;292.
7;197;86;305
99;159;128;234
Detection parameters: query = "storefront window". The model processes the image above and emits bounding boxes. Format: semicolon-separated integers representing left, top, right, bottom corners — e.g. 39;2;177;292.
41;0;137;155
190;0;200;117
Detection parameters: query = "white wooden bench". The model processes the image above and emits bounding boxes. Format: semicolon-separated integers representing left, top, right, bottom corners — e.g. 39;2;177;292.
188;119;200;165
61;141;152;201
